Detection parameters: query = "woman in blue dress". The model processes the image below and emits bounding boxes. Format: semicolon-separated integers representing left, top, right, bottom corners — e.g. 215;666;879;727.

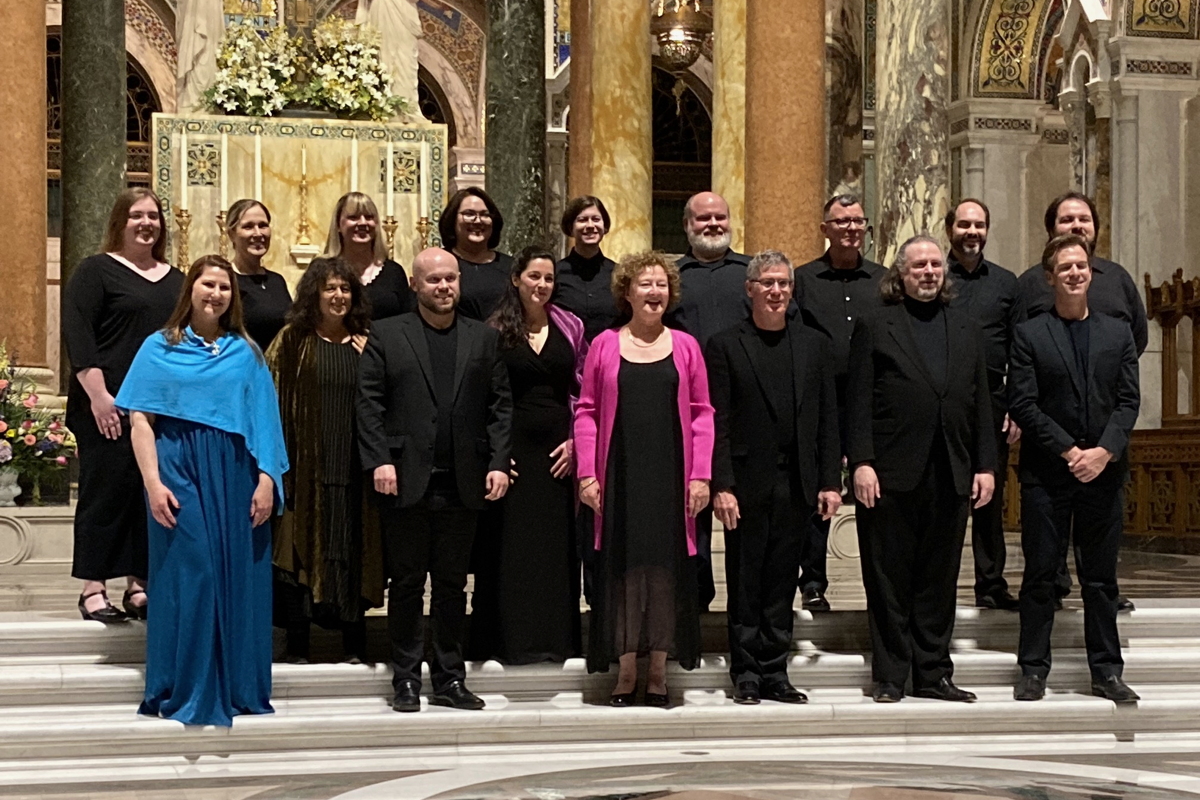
117;254;288;727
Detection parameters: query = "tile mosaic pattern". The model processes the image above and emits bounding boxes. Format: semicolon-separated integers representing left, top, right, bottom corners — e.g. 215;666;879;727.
1127;0;1200;39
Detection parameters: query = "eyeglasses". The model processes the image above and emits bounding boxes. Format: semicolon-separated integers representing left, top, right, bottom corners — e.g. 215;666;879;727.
459;210;492;223
749;278;794;290
825;217;869;229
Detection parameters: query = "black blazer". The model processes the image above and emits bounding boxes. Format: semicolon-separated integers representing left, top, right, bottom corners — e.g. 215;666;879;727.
706;317;841;509
357;312;513;510
1007;312;1140;487
846;302;996;496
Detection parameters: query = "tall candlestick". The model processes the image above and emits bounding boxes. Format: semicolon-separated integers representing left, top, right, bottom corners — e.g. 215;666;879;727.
385;142;395;217
419;140;430;218
179;131;189;210
350;137;359;192
219;132;228;211
254;133;263;201
301;142;307;176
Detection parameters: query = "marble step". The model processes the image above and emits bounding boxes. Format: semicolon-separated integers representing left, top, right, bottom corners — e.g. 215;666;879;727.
4;602;1198;666
0;685;1197;763
5;647;1200;707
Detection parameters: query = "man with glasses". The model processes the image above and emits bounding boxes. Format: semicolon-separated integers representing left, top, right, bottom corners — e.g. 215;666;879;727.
945;199;1025;612
792;194;885;611
707;250;842;705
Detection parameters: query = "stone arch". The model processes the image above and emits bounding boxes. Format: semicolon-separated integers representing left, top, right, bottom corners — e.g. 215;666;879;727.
1065;47;1095;93
125;0;178;114
418;38;481;148
970;0;1063;100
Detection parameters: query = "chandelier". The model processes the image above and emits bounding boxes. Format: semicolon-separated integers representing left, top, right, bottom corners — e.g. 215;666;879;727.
651;0;712;75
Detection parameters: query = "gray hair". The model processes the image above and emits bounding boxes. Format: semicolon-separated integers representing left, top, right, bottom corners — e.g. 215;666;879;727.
746;249;793;280
880;235;954;305
823;194;863;217
889;235;941;273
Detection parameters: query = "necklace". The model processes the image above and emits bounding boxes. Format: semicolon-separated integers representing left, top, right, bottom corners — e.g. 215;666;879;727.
625;326;664;348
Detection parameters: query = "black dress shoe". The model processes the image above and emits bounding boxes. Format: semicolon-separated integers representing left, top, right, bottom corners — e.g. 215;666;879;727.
976;591;1019;611
913;677;977;703
78;591;126;624
122;589;148;620
1014;674;1046;701
1117;596;1136;612
1053;596;1065;611
429;680;485;710
761;681;808;704
1091;675;1140;704
644;690;670;708
733;682;761;705
801;589;831;612
608;691;637;707
391;680;421;713
872;682;903;703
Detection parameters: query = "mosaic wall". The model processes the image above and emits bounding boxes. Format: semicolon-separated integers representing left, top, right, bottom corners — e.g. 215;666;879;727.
1126;0;1200;38
127;0;179;71
417;0;485;104
973;0;1058;99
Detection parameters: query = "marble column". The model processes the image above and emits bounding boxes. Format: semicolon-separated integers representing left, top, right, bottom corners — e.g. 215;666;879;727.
568;0;594;200
0;1;47;367
1086;83;1113;260
744;0;826;261
590;0;652;255
712;0;746;251
827;0;866;197
61;0;126;389
874;0;951;263
485;0;547;253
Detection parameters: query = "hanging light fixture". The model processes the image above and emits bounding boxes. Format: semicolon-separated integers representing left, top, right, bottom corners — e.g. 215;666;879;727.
651;0;712;76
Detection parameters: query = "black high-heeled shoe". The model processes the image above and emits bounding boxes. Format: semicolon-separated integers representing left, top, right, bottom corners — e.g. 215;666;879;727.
78;591;126;624
608;691;637;707
644;690;671;708
122;589;148;620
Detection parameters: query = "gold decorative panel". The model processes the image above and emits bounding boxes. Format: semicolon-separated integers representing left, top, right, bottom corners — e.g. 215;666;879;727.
972;0;1056;99
1127;0;1199;39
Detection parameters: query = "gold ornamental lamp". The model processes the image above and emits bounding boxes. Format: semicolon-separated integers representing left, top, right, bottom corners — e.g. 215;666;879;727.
651;0;712;76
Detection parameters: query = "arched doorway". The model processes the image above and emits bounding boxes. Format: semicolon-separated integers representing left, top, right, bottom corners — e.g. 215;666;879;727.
651;67;712;253
418;65;457;149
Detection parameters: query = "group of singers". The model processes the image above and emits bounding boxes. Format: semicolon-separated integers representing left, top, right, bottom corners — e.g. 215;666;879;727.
61;183;1145;727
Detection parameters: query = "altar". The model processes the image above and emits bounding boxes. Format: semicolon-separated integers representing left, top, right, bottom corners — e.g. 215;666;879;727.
151;113;449;285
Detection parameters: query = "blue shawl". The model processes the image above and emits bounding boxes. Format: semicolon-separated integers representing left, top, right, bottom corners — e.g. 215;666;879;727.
115;327;289;510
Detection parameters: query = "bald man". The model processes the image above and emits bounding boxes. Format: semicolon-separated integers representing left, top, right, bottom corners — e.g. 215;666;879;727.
358;247;513;713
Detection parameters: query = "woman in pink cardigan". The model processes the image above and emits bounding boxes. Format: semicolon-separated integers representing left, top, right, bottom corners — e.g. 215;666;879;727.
574;252;715;708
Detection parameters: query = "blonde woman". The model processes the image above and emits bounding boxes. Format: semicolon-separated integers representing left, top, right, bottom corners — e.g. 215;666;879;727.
323;191;413;319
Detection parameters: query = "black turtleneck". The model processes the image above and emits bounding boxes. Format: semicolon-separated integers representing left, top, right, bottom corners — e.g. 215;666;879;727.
554;249;621;341
904;295;947;387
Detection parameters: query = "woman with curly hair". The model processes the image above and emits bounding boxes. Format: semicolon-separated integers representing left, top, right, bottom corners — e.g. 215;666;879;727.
266;257;383;663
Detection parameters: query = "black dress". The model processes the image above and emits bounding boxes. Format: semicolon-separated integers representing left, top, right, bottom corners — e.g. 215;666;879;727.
470;324;581;663
236;269;291;352
553;250;622;342
587;355;700;673
363;260;414;321
456;252;514;321
62;254;184;581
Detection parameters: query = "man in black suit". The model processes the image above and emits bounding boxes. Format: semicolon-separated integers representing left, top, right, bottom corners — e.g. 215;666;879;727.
847;235;996;703
358;247;512;713
1019;191;1146;611
1008;234;1141;704
707;250;843;706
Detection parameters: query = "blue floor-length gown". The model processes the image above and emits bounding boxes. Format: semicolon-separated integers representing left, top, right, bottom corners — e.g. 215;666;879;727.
140;416;274;727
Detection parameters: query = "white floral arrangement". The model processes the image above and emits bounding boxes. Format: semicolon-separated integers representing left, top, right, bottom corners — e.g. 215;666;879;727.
298;17;410;121
204;21;299;117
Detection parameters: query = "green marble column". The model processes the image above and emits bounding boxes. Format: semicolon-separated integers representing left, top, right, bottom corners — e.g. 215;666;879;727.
485;0;547;251
60;0;126;389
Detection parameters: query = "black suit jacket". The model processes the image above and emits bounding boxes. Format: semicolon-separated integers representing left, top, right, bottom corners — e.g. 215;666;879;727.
1007;312;1140;487
846;302;996;496
357;312;513;510
706;317;841;509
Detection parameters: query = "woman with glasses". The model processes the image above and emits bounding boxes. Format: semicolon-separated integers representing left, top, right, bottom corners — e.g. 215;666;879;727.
323;192;413;320
437;188;514;321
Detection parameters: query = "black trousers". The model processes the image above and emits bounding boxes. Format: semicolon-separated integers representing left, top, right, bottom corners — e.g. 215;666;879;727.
383;481;478;692
857;449;968;687
725;466;808;687
1018;478;1123;680
695;506;716;612
799;513;831;594
971;425;1011;599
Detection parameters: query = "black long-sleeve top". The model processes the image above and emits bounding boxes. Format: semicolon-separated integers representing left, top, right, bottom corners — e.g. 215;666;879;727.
553;249;622;341
1017;255;1147;356
456;251;515;321
363;259;415;321
947;255;1025;413
666;248;752;349
236;269;292;352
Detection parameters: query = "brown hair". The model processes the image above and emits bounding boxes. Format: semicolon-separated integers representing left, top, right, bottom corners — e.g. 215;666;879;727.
322;192;390;264
162;255;253;349
560;195;611;237
101;188;169;263
1043;191;1099;239
610;251;681;315
286;256;372;336
1041;233;1092;273
225;198;272;236
879;235;955;305
944;197;991;230
438;187;504;250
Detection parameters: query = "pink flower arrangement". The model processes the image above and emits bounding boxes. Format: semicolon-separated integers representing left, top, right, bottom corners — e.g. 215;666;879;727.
0;379;8;391
22;434;36;447
0;421;7;434
22;394;38;409
55;456;67;466
21;420;33;430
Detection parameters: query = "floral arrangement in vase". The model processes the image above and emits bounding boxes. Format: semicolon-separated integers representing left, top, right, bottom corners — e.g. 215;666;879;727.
204;21;300;117
0;343;77;506
297;17;411;121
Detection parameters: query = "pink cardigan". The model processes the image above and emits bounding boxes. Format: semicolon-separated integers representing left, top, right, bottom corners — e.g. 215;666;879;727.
573;328;715;555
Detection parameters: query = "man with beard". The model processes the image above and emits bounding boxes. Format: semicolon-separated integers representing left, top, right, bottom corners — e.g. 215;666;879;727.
1017;192;1146;612
1008;234;1141;704
668;191;751;612
945;199;1024;611
358;247;513;713
792;194;886;612
848;236;995;703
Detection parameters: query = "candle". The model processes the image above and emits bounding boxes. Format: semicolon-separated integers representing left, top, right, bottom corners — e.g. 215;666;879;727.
386;142;395;217
350;137;359;192
219;132;228;211
302;143;307;176
254;132;263;201
419;140;430;218
179;131;188;210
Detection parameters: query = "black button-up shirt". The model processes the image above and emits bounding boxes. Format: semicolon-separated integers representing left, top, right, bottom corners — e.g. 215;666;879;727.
794;251;886;400
553;249;621;342
667;248;752;348
1018;255;1148;356
948;255;1024;413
